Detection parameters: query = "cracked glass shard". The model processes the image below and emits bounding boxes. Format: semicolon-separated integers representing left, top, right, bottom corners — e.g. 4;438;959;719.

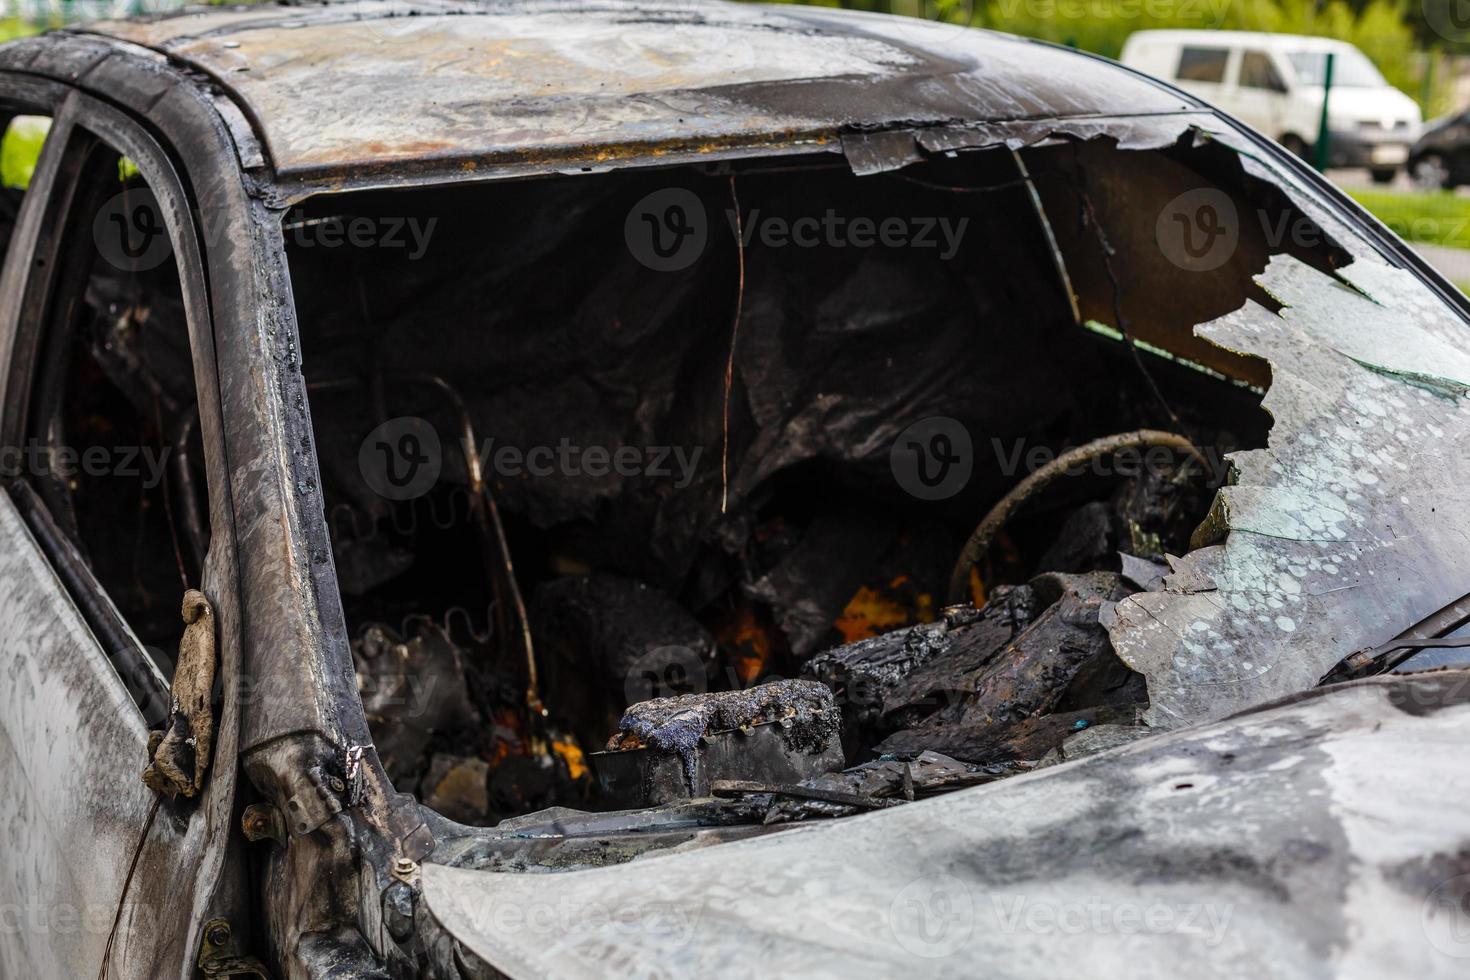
1108;252;1470;728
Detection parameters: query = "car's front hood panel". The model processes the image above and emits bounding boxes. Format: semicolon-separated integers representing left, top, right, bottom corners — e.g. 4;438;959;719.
423;671;1470;978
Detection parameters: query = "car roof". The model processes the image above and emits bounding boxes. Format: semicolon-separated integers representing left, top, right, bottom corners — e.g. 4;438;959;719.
59;0;1189;181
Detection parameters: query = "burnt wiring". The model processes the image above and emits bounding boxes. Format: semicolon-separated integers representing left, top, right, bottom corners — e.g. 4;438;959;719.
721;173;746;516
947;429;1206;603
308;373;546;718
328;487;477;542
170;406;208;574
399;603;497;648
889;172;1034;194
397;375;542;717
1011;149;1083;327
1069;149;1189;437
442;603;496;647
149;391;190;593
96;795;162;980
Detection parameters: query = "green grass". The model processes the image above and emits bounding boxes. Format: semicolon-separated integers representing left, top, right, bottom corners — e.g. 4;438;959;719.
1346;188;1470;251
1;116;48;189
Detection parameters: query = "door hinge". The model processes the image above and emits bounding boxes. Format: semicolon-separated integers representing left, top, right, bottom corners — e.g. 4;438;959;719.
197;917;272;979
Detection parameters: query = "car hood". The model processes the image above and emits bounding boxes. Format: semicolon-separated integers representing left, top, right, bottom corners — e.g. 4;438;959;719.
1416;112;1461;142
1316;85;1422;128
423;670;1470;977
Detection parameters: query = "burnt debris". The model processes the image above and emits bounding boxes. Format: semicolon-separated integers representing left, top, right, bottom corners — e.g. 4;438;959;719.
595;679;844;806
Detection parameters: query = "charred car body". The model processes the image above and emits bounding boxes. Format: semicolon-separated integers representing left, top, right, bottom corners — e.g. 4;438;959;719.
1;2;1469;977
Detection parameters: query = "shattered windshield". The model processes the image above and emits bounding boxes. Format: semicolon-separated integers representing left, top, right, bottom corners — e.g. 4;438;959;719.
283;124;1465;832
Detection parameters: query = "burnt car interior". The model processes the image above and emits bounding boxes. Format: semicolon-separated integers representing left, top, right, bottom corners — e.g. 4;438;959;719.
20;133;201;677
268;133;1350;828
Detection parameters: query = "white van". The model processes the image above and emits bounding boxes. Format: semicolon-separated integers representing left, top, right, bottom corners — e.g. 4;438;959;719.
1121;30;1421;182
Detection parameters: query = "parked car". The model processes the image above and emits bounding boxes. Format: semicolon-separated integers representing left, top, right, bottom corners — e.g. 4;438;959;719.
1409;108;1470;189
1121;29;1422;182
2;3;1469;978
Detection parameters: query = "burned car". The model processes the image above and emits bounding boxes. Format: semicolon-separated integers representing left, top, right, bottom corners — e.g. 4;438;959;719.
2;1;1470;977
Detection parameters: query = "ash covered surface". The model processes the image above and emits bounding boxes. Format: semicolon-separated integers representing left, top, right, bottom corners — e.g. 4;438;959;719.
609;679;840;780
806;587;1040;726
806;572;1147;766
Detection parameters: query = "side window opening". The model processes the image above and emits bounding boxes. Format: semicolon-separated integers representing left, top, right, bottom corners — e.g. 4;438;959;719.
25;133;206;662
1176;46;1228;84
0;113;50;264
1241;51;1286;93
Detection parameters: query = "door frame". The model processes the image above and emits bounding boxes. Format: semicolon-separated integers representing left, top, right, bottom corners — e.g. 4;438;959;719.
0;76;253;979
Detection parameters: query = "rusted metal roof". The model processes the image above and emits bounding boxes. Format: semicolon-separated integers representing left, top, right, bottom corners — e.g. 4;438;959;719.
74;0;1191;179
